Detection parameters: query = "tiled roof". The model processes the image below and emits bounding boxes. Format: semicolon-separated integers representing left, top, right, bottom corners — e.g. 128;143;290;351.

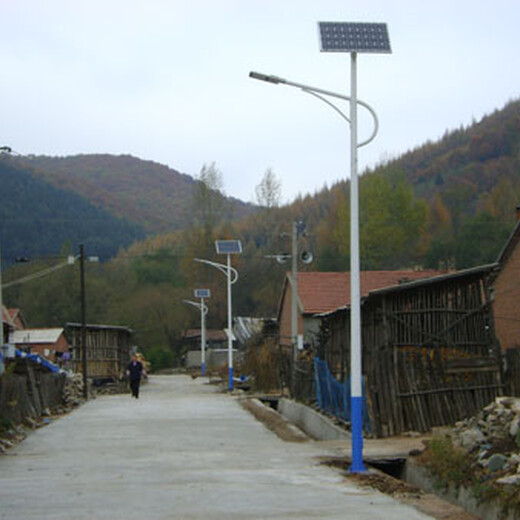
296;270;446;314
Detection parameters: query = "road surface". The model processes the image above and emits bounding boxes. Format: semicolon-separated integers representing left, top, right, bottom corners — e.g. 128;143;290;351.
0;375;434;519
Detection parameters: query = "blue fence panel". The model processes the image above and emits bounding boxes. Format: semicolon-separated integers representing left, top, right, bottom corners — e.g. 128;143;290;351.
313;357;369;432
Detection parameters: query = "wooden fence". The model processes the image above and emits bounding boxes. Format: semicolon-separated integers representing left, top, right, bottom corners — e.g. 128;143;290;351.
321;267;504;437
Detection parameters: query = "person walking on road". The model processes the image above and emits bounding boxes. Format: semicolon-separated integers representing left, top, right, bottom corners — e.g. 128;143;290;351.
126;354;145;399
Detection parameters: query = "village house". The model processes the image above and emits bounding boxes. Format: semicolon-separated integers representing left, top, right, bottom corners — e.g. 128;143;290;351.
10;327;69;364
490;216;520;352
183;328;232;370
277;270;446;352
1;306;25;342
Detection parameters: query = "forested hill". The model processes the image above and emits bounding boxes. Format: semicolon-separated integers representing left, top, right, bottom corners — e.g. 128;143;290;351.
374;97;520;216
10;154;255;234
0;158;145;265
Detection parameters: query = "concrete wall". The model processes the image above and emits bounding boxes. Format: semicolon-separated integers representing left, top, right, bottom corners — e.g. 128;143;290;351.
404;458;518;520
186;349;243;370
278;398;349;441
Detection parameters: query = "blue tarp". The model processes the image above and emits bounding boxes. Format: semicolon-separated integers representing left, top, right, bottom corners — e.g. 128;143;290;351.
313;357;370;432
14;349;62;373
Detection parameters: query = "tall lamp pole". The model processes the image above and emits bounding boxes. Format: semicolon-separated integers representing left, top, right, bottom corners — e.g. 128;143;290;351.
183;288;210;376
195;239;241;391
249;20;391;474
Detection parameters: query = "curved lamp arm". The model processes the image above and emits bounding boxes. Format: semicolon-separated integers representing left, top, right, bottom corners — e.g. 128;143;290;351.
182;299;208;315
194;258;239;284
249;71;379;148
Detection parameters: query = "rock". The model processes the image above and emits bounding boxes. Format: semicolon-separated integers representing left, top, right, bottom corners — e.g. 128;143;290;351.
487;454;508;472
23;417;37;429
496;474;520;485
457;427;485;449
495;396;520;409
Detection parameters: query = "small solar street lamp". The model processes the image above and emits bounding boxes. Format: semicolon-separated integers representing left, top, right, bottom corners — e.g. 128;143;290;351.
195;240;242;391
183;288;210;377
250;21;391;473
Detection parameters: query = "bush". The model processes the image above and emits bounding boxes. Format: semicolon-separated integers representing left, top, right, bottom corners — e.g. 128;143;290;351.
144;346;174;373
242;337;280;393
418;435;470;490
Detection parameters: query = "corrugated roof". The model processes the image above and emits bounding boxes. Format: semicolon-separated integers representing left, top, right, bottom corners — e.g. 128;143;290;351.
296;270;447;314
11;328;64;345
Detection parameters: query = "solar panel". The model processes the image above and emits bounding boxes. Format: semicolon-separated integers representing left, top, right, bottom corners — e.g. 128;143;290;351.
215;240;242;255
319;22;391;54
194;289;211;299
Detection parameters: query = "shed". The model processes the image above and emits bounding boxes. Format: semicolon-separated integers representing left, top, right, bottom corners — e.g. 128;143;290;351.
321;264;502;437
66;323;133;381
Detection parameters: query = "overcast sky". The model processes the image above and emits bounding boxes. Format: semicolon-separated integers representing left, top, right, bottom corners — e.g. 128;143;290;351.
1;1;520;204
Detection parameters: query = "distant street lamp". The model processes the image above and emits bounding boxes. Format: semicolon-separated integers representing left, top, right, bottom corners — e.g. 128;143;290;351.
195;239;242;391
183;288;210;376
250;21;391;473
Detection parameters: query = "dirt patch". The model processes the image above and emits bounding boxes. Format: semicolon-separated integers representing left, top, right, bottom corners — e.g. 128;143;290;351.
240;398;308;443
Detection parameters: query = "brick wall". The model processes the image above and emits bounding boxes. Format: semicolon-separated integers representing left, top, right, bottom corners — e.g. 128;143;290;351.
493;242;520;351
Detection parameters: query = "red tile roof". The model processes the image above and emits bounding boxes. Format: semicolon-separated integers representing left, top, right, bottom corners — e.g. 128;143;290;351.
296;270;447;314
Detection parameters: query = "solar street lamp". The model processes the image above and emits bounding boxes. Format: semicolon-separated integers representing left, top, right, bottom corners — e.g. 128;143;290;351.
195;239;242;391
250;21;391;473
183;289;210;376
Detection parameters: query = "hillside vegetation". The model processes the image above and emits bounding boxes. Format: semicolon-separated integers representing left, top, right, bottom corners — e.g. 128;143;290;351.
0;158;145;265
11;154;254;234
3;97;520;369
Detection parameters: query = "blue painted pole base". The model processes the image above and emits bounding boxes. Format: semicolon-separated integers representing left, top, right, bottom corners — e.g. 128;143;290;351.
349;395;366;473
228;366;234;392
201;362;206;377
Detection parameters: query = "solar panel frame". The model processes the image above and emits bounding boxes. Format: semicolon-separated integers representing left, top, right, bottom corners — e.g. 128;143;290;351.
318;22;391;54
215;240;242;255
194;289;211;299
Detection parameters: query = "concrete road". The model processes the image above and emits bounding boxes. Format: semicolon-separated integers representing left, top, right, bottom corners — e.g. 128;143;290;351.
0;375;433;520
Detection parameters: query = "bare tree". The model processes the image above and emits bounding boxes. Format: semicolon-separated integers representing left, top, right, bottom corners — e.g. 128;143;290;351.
192;162;225;234
255;168;281;208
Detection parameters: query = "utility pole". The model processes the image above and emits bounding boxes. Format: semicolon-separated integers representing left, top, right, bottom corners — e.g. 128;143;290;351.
79;244;88;399
291;221;298;392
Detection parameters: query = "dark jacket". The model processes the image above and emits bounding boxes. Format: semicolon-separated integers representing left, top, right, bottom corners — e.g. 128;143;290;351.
127;360;144;381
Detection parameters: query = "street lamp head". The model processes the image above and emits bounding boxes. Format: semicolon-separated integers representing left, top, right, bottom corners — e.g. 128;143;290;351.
249;71;286;85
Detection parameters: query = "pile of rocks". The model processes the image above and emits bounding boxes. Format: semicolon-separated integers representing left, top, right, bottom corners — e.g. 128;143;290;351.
452;396;520;486
0;425;26;454
61;373;85;409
